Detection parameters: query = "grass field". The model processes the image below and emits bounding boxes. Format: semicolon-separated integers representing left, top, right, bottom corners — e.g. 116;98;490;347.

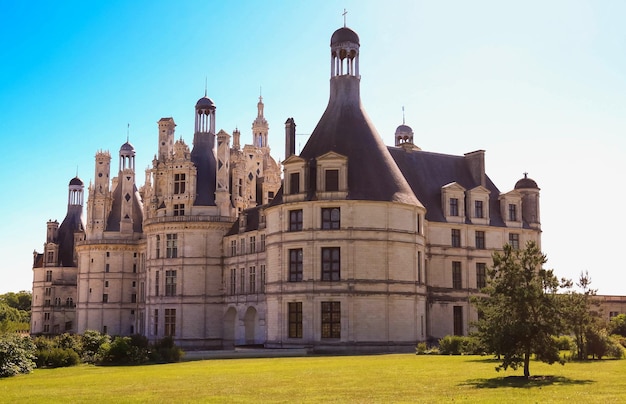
0;354;624;403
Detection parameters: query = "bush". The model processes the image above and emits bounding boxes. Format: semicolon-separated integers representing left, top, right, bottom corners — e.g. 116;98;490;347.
415;342;428;355
586;328;624;359
0;333;36;378
150;336;184;363
438;335;464;355
81;330;110;363
37;347;80;368
554;335;574;351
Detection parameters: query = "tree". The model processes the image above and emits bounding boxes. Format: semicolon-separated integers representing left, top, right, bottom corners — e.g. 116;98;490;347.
609;314;626;337
472;241;568;378
561;271;601;360
0;333;36;378
0;291;32;313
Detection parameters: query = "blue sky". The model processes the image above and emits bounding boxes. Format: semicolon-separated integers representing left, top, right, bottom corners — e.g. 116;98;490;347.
1;0;625;295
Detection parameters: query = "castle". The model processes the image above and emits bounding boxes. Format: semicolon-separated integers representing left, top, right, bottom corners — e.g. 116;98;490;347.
31;25;543;352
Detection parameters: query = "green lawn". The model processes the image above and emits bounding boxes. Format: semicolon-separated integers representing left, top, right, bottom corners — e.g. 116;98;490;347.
0;354;624;403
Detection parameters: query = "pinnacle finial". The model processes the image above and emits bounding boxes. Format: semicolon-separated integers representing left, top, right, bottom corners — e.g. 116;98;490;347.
402;106;405;125
342;8;348;27
204;77;208;97
127;123;130;143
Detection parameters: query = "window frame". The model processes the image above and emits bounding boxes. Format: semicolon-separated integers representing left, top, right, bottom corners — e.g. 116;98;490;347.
288;302;303;338
452;261;462;289
321;301;341;339
475;230;485;249
321;207;340;230
451;229;461;247
321;247;340;281
289;209;303;231
289;249;303;282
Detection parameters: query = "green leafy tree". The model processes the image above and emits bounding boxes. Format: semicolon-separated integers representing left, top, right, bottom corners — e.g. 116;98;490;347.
561;271;600;360
0;291;32;312
0;334;36;378
472;241;568;378
609;314;626;337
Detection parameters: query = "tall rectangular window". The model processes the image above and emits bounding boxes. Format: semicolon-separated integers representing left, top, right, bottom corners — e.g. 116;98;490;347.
173;204;185;216
165;270;177;296
153;309;159;336
475;231;485;249
452;261;462;289
321;207;340;230
290;172;300;194
249;236;256;253
289;249;303;282
289;210;303;231
508;204;517;221
240;238;246;255
260;265;266;293
325;169;339;192
476;263;487;289
155;271;160;296
164;308;176;336
105;264;110;272
230;269;236;295
321;247;340;281
509;233;520;249
249;266;256;294
102;294;108;303
45;287;51;296
321;301;341;338
474;200;484;218
449;198;459;216
156;235;161;258
166;234;178;258
46;251;54;263
451;229;461;247
45;270;52;282
260;234;266;251
288;302;303;338
240;268;246;294
230;240;237;256
453;306;463;336
174;173;186;194
417;251;422;284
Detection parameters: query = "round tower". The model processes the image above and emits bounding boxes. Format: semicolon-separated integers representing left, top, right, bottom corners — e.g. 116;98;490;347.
515;173;541;229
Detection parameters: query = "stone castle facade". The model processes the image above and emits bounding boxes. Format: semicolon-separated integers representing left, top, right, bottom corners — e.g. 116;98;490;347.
32;25;545;352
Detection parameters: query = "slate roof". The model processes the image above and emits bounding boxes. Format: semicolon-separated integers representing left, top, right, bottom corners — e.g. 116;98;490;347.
388;147;507;227
105;183;144;233
56;205;84;267
297;76;420;206
191;133;217;206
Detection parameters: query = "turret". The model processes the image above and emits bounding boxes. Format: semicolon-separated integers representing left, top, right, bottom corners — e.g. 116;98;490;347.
119;141;136;233
252;96;269;148
191;94;218;206
158;118;176;160
515;173;541;229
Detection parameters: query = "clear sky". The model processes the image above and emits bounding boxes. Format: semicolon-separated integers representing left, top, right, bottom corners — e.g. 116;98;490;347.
1;0;625;295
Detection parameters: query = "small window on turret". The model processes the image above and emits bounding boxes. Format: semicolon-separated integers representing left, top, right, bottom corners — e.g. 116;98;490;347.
174;173;186;194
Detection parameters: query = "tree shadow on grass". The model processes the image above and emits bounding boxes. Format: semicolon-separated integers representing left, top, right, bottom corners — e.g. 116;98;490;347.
462;375;595;389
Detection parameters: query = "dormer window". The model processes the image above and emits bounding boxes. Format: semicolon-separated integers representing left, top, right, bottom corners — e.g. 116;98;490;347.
475;200;483;218
290;172;300;195
508;204;517;221
449;198;459;216
325;170;339;192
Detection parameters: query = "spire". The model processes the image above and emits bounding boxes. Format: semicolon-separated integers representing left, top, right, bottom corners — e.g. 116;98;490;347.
343;8;347;27
402;106;405;125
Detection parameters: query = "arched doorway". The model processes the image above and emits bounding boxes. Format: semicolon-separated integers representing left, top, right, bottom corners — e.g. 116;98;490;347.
222;307;237;349
243;306;257;345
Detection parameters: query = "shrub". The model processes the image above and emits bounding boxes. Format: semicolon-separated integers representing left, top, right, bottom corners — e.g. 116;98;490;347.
554;335;574;351
415;342;428;355
37;347;80;368
81;330;110;363
0;334;36;378
150;336;184;363
438;335;465;355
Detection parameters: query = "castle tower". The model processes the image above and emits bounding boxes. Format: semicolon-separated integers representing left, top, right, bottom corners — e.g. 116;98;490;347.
252;96;269;148
87;151;111;238
191;95;217;206
118;141;137;234
233;128;241;150
215;129;232;216
515;173;541;230
158;118;176;160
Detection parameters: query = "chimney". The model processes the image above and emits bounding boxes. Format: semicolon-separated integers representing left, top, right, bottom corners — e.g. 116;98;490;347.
464;150;486;187
285;117;296;158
